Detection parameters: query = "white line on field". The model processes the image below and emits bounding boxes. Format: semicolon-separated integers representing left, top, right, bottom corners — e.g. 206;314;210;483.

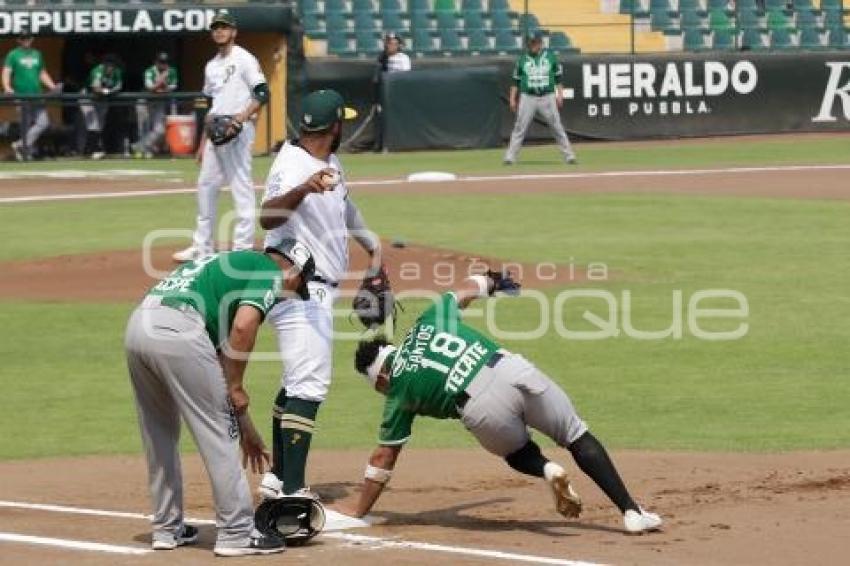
1;163;849;205
0;532;152;555
324;532;605;566
0;500;605;565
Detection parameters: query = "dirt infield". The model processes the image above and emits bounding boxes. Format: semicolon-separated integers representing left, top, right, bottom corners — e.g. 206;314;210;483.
1;449;849;565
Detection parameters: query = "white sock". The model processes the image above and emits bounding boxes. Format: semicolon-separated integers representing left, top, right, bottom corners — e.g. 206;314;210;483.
543;462;565;482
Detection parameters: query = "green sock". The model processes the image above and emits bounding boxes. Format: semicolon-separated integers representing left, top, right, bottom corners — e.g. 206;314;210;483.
280;398;320;494
271;388;287;479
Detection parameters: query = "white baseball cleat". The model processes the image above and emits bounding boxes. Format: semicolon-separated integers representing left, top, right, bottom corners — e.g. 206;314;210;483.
91;151;105;160
11;140;25;162
258;471;283;500
172;246;201;262
623;508;663;534
151;524;199;550
544;463;582;518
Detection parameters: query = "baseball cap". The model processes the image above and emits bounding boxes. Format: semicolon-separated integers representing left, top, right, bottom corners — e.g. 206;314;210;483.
265;239;316;300
210;11;236;29
527;29;544;42
156;52;169;63
300;89;358;132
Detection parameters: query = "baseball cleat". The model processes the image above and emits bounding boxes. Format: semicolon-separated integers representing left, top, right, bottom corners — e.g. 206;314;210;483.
11;141;25;162
258;471;284;500
623;508;663;534
213;532;286;557
151;524;199;550
502;159;514;166
172;246;200;262
566;157;577;165
91;151;105;160
544;464;582;519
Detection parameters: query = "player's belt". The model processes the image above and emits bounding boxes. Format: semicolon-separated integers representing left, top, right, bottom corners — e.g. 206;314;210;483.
455;351;505;411
310;275;339;288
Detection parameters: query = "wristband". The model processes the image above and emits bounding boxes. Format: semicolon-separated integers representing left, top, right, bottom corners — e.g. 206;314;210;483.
469;275;489;297
365;464;392;484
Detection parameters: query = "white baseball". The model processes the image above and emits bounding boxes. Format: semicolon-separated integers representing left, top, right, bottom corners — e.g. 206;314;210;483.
321;171;341;188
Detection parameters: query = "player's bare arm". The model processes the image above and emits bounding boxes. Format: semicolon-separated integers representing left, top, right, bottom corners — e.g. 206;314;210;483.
259;168;338;230
509;84;519;113
39;68;56;91
342;443;403;518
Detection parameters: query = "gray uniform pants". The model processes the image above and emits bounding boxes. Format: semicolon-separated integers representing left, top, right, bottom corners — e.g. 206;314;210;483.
124;298;254;548
459;352;588;457
135;100;170;153
504;93;575;163
80;99;108;132
17;103;49;151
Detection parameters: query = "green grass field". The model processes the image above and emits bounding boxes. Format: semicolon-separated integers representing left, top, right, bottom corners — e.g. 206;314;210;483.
2;137;849;460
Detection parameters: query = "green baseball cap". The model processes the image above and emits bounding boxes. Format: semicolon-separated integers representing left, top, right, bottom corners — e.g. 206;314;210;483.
300;89;358;132
210;11;236;29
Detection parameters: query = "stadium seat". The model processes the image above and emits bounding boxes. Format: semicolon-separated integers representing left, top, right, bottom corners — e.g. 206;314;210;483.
680;10;705;29
352;0;374;13
736;9;762;30
462;0;484;10
354;12;378;32
491;11;513;30
328;31;355;56
325;0;347;15
301;0;320;14
438;29;464;52
735;0;758;8
827;27;848;48
709;9;733;31
548;31;573;51
620;0;638;14
412;28;436;52
436;11;460;31
764;0;786;11
434;0;456;13
741;28;766;49
707;0;729;10
651;10;674;32
821;0;842;9
380;0;403;11
494;29;520;52
712;28;735;49
766;10;790;31
467;28;492;52
326;12;350;32
302;12;324;36
463;10;485;32
490;0;511;12
769;28;794;49
799;27;824;49
796;9;819;30
793;0;813;7
356;31;381;55
824;9;845;29
410;11;434;30
382;11;406;32
409;0;431;13
683;28;708;50
678;0;701;10
649;0;671;10
518;13;541;34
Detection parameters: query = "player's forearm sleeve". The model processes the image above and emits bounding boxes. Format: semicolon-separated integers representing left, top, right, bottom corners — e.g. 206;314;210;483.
346;200;379;253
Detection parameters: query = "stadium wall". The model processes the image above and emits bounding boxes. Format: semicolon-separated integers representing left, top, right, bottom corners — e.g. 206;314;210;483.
302;51;850;150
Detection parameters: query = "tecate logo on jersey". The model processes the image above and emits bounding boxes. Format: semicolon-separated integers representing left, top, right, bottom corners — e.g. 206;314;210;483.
571;61;758;119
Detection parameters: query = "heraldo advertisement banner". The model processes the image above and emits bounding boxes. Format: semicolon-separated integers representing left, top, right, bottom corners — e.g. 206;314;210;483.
557;51;850;140
0;5;291;35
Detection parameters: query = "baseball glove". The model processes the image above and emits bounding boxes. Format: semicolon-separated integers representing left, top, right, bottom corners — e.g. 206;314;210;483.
486;269;522;296
352;266;395;329
254;496;326;546
206;115;243;146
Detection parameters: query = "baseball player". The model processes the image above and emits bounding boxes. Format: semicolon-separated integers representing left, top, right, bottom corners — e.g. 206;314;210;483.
257;89;385;499
79;54;123;159
135;52;178;158
338;272;662;534
372;32;411;152
504;31;576;166
172;11;269;262
125;239;316;556
2;28;58;161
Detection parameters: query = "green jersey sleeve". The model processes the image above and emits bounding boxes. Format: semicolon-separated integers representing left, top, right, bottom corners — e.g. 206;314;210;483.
418;292;462;332
378;394;415;445
237;271;282;320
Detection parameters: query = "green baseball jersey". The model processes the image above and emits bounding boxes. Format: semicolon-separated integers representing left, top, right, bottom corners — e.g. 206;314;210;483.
512;49;562;95
378;292;501;445
144;65;178;92
88;64;123;92
146;251;283;348
3;47;44;94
